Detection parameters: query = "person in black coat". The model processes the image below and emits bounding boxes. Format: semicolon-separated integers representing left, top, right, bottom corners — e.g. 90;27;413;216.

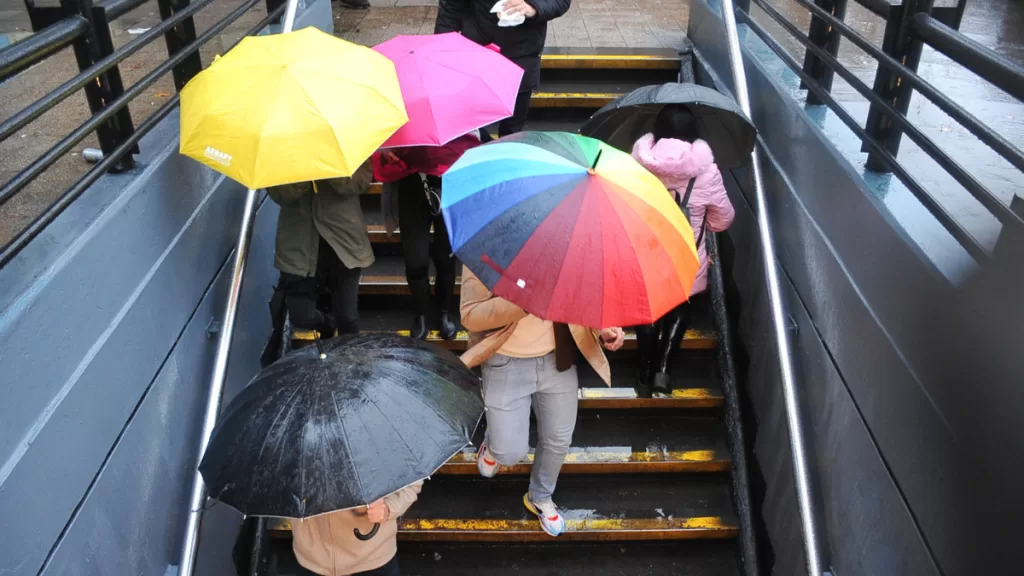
435;0;571;136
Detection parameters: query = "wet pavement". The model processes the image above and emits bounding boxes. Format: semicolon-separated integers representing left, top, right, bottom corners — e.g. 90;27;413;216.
1;0;1021;267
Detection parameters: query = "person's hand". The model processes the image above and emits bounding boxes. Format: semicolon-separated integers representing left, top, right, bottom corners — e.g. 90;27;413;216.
383;151;400;163
600;327;625;351
366;499;389;523
503;0;537;18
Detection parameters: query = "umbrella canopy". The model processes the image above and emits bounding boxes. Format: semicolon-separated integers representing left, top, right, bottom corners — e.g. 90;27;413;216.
179;27;408;189
199;334;482;519
580;83;756;168
442;131;699;329
374;32;522;148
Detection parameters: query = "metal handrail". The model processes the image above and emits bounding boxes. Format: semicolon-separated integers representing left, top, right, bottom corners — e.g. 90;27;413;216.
736;7;988;261
0;0;217;144
719;0;829;573
911;13;1024;102
0;16;89;81
740;0;1024;262
792;0;1024;175
175;3;299;575
0;0;275;268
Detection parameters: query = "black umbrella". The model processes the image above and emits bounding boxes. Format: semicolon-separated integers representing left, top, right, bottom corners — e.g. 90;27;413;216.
199;333;482;537
580;83;757;168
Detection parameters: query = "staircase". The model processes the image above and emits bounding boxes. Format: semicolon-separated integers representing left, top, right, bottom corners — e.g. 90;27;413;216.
266;46;747;575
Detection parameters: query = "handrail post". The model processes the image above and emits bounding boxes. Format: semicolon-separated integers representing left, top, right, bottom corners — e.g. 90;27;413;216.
174;1;299;575
157;0;204;90
718;0;828;574
863;0;933;172
800;0;847;105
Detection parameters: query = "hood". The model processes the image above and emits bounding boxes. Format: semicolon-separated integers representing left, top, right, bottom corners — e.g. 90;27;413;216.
631;133;716;190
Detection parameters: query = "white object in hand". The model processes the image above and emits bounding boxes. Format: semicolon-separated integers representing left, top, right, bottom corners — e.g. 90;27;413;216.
491;0;526;27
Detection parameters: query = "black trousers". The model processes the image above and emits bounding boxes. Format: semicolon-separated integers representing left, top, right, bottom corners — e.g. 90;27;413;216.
278;236;361;335
397;175;456;307
635;292;708;377
498;89;532;137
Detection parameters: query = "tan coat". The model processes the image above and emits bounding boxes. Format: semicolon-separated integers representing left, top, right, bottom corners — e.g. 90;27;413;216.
291;482;422;576
459;268;611;385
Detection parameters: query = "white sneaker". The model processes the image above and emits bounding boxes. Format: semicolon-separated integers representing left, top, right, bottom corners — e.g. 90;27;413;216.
477;440;499;478
523;492;566;537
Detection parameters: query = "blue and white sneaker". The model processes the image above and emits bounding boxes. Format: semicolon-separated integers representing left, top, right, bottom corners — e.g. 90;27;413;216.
523;491;566;537
477;440;500;478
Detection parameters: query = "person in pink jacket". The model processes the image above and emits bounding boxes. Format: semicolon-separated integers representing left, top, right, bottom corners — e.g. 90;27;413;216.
631;105;736;396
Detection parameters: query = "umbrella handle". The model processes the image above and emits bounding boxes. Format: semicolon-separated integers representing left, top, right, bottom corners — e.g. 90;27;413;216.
353;523;380;541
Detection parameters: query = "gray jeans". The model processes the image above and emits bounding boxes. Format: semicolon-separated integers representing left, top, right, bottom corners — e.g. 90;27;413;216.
481;352;579;503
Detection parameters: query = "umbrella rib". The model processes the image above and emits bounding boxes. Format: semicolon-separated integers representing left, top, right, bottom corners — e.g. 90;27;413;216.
255;380;308;464
372;359;472;435
329;387;366;503
425;53;517;118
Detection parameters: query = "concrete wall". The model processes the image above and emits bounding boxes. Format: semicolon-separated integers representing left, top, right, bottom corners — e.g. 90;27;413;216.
0;3;331;575
688;1;1023;574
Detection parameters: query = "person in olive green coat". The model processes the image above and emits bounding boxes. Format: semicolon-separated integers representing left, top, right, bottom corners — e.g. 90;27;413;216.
268;162;375;335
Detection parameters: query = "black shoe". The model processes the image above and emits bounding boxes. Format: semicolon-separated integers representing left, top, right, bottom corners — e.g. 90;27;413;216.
410;314;429;340
339;0;370;9
651;372;672;396
408;277;432;340
438;309;457;340
434;272;458;340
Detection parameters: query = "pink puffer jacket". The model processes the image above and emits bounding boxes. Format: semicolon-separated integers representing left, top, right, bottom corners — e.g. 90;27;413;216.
632;133;735;296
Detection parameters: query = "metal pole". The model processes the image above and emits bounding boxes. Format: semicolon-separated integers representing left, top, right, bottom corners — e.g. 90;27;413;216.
717;0;827;574
176;2;299;575
176;188;259;576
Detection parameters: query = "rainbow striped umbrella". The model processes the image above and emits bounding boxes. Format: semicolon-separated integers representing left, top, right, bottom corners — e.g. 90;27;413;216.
441;132;700;329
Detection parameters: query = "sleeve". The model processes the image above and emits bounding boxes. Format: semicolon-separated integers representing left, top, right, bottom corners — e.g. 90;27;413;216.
323;162;373;197
527;0;571;23
434;0;471;33
703;165;735;233
267;183;309;206
459;269;529;332
384;481;423;519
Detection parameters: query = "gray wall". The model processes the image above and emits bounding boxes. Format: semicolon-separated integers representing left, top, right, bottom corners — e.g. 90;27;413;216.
689;1;1024;575
0;3;332;574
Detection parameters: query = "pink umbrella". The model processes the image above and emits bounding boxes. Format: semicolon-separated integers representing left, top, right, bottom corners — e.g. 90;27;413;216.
374;33;524;148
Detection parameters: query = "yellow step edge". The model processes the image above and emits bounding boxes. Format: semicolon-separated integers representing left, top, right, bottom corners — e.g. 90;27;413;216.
442;449;729;474
291;328;717;351
529;92;622;108
578;387;724;408
540;53;680;70
270;516;737;540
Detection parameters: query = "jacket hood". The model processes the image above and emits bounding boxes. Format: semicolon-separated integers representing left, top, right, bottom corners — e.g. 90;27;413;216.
631;133;716;190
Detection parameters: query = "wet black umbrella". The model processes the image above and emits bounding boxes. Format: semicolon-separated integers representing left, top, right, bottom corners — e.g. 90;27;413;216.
199;333;482;535
580;82;757;168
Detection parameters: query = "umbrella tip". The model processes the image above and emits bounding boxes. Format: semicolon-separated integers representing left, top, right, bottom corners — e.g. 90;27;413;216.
319;353;327;360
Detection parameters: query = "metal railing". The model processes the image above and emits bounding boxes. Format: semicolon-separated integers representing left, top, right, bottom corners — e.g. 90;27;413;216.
0;0;289;268
734;0;1024;263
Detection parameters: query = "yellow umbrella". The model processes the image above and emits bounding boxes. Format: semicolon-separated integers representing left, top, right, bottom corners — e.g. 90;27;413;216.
179;27;408;189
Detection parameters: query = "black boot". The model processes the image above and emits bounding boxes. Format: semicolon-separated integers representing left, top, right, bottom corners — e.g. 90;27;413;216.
435;272;457;340
408;277;432;340
633;323;657;398
651;305;689;396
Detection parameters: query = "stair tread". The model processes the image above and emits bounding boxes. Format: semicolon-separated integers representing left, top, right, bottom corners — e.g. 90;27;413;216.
352;309;716;350
442;413;729;475
270;475;737;541
540;47;683;70
272;541;740;576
